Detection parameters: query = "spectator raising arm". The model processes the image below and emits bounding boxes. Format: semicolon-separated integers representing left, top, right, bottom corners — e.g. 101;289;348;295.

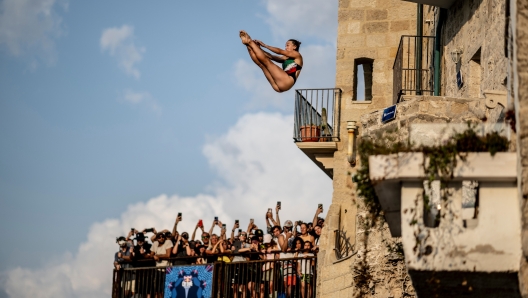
209;218;218;236
231;220;239;241
172;234;183;255
191;220;203;241
220;224;227;241
275;204;281;227
149;228;158;242
126;229;136;241
171;213;182;237
266;211;273;231
312;205;323;228
247;219;255;235
293;222;299;238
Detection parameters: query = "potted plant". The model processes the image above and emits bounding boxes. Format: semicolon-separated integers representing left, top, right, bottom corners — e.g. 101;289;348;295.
300;124;320;142
320;108;332;142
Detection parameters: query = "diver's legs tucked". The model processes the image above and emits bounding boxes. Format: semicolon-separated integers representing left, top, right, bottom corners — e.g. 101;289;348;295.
240;30;295;92
246;46;281;92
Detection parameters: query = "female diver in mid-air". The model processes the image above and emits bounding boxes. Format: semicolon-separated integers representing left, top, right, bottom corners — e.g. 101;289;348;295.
239;30;303;93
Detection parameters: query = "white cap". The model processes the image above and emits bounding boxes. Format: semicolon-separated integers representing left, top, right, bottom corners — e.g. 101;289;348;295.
263;234;272;244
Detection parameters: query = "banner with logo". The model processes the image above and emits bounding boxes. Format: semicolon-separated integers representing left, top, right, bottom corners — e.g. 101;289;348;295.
164;264;214;298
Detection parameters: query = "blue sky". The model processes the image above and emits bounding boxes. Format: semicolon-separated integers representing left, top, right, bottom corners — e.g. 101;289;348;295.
0;1;337;296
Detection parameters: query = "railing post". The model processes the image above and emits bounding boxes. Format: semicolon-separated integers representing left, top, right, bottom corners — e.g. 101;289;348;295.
416;5;423;95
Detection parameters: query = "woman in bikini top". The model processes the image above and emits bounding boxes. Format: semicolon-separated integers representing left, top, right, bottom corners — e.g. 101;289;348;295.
239;30;303;93
299;223;314;245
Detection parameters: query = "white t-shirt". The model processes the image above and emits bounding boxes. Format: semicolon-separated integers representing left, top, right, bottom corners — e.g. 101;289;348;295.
151;240;174;267
232;243;250;262
297;252;314;275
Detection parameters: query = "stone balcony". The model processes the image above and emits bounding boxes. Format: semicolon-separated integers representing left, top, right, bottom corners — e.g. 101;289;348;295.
293;88;342;179
369;152;521;296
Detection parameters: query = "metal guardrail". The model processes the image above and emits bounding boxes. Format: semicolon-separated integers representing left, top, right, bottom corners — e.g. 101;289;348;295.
293;88;341;142
393;35;436;104
112;254;317;298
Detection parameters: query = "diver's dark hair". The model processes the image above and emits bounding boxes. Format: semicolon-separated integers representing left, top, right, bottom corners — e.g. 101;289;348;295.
288;39;301;51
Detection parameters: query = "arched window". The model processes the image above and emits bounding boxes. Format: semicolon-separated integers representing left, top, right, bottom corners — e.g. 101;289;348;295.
353;58;374;101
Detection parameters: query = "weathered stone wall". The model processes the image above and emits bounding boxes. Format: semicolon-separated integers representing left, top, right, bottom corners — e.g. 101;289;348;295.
316;0;418;297
511;0;528;295
443;0;508;98
360;95;504;142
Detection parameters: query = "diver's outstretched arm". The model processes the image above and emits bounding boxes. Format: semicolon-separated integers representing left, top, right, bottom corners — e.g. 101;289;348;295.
256;40;300;58
259;45;286;63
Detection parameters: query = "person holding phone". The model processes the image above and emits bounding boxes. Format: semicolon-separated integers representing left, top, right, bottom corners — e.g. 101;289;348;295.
312;204;324;228
191;219;206;242
172;232;192;265
171;212;182;239
230;220;240;243
265;207;279;234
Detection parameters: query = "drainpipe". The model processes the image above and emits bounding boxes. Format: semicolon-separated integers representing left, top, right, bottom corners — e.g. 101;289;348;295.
416;4;423;95
433;9;446;96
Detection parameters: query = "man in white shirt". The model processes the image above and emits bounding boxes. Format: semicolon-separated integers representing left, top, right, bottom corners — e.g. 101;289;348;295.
150;232;173;267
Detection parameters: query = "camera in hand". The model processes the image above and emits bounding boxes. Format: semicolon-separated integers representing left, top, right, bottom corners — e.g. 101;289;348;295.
214;216;218;222
318;203;323;209
235;219;239;224
145;228;154;233
178;212;182;219
277;201;281;209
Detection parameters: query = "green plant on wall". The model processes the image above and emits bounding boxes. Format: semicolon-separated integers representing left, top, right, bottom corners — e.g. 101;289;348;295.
352;123;510;255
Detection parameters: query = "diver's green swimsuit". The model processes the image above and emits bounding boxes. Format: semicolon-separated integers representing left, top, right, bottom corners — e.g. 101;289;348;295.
282;58;302;83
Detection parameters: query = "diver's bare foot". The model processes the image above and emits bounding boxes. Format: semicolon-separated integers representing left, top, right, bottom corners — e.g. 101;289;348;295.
239;30;251;45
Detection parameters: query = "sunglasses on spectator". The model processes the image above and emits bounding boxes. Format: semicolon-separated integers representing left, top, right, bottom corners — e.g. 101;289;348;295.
202;235;210;239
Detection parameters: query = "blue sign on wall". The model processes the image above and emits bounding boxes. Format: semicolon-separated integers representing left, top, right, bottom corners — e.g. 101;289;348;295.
381;105;397;123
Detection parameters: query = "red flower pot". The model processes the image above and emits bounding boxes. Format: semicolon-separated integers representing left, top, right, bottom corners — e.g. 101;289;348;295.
300;125;321;142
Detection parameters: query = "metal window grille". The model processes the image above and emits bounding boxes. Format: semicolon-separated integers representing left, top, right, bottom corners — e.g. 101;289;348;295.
393;35;436;104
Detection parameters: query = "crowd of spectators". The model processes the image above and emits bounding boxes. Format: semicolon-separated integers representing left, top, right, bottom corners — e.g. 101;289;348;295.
114;203;325;297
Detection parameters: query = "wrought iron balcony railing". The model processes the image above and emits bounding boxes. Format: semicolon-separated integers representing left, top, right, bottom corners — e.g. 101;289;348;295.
293;88;341;142
393;35;436;104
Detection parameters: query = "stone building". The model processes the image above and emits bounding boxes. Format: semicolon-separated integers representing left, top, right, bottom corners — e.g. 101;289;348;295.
292;0;528;296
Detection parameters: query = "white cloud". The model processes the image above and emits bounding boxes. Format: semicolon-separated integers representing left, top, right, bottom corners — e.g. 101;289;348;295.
2;112;332;297
0;0;68;66
100;25;145;79
234;44;336;109
262;0;338;44
120;89;161;113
